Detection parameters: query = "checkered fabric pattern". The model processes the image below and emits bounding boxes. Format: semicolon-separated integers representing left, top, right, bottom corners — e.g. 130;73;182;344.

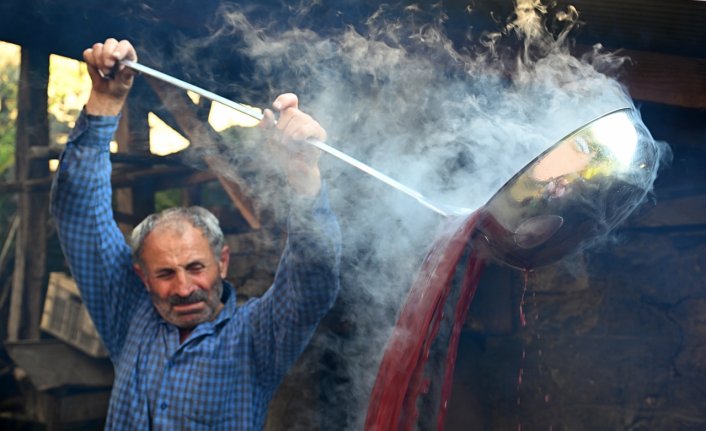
50;110;341;430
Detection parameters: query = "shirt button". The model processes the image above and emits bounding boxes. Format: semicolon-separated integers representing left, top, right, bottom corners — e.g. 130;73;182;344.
160;402;168;410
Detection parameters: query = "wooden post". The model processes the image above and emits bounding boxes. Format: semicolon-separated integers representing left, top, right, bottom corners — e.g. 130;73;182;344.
7;48;50;341
114;80;155;233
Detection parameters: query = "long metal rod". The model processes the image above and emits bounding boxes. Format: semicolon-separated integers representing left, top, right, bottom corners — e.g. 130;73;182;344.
122;60;264;121
121;59;464;216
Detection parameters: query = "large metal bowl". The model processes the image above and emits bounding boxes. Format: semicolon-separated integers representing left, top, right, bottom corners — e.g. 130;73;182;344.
472;108;661;270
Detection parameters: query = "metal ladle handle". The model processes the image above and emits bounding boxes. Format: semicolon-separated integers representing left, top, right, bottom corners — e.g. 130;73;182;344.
120;59;468;217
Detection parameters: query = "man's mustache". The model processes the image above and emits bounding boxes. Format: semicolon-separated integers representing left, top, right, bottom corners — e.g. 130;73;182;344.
168;290;208;306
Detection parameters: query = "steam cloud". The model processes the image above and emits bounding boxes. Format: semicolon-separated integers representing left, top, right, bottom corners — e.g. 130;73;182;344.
151;1;669;428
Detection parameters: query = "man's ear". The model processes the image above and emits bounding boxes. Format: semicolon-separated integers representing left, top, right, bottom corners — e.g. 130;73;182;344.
133;263;149;291
219;245;230;279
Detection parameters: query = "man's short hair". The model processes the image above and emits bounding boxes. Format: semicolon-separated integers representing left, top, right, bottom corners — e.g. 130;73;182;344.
130;206;225;266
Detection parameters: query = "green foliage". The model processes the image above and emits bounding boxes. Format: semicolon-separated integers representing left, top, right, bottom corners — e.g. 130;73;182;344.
0;61;18;177
0;58;19;250
0;49;89;247
155;188;182;212
0;50;20;251
47;55;90;146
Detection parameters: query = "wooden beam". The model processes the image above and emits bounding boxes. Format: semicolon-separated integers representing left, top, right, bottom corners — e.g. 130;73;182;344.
34;388;110;430
618;224;706;235
7;339;113;429
4;340;113;391
628;193;706;228
145;77;262;229
0;217;18;315
0;216;19;281
113;171;220;225
28;145;186;166
0;165;209;194
8;48;50;341
620;49;706;109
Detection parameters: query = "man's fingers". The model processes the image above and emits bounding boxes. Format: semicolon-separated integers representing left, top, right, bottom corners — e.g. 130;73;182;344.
102;38;119;58
272;93;298;112
82;48;93;64
113;40;137;73
99;43;114;76
83;39;138;94
264;93;324;195
101;38;120;77
91;43;104;70
88;39;135;79
83;48;97;71
260;109;276;129
83;48;103;83
277;108;326;142
288;122;327;143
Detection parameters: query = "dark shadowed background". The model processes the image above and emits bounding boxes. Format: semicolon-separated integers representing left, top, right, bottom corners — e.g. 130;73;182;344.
0;1;704;430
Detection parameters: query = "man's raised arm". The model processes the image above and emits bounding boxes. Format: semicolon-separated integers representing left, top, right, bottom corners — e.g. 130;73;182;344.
50;39;144;358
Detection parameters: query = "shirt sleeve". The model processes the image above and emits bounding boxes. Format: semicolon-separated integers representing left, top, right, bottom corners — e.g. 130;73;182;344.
248;183;342;391
50;109;146;359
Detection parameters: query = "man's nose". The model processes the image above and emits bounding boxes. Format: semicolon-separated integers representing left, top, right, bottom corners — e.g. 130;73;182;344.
173;270;196;296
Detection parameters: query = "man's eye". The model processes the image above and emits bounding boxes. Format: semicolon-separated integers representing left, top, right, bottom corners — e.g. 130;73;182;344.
156;271;174;279
188;263;205;273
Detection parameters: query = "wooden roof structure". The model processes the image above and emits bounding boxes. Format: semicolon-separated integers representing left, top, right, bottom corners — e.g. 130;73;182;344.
0;0;704;361
0;2;700;300
0;1;704;428
0;0;705;108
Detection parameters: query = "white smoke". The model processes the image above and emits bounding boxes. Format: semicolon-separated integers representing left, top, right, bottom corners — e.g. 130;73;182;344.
163;1;667;428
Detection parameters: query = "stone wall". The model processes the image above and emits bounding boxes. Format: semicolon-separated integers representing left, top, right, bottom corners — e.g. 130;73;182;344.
225;228;283;303
446;224;706;430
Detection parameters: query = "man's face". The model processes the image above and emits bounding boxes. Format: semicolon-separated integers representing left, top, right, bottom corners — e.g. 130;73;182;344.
134;222;230;329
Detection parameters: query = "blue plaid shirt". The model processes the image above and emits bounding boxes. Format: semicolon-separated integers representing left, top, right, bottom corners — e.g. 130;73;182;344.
50;110;341;430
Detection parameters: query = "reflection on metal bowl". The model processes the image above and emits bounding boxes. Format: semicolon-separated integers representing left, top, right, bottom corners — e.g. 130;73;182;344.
472;108;660;270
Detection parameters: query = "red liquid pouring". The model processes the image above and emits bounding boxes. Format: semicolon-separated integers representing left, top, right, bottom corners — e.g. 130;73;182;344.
364;211;487;431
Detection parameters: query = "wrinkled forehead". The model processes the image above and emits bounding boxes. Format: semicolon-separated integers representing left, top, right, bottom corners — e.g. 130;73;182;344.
140;235;217;276
143;222;210;256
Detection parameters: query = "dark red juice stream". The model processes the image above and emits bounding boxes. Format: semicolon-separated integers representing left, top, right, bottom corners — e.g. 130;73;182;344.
364;211;486;431
516;270;530;431
516;270;553;431
435;247;486;429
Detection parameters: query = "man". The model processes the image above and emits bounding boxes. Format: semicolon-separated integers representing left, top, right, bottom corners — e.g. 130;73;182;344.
50;38;341;430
